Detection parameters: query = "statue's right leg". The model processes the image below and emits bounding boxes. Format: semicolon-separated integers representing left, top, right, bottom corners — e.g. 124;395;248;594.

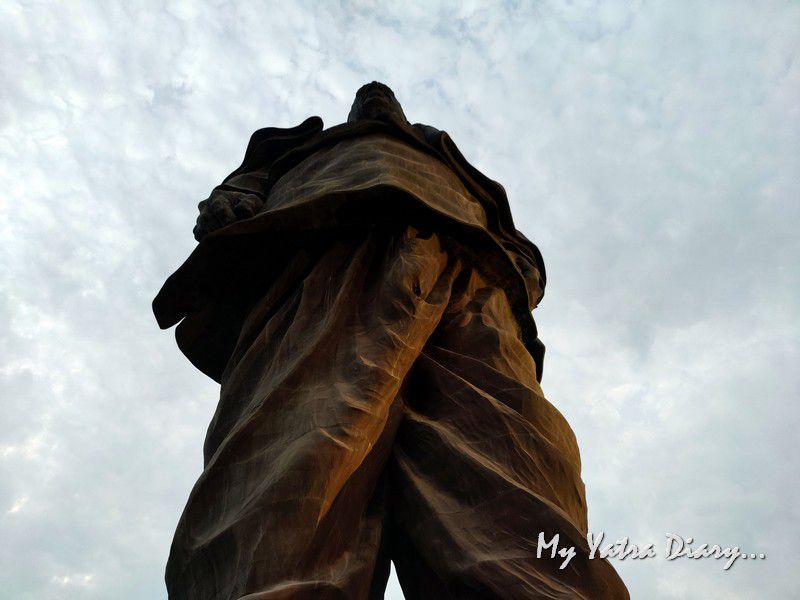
165;226;462;600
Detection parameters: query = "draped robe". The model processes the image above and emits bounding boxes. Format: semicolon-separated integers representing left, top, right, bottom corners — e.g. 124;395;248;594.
154;117;629;599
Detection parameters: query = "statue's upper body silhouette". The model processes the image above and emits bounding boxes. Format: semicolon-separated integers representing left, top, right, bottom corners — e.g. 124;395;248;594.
154;82;628;599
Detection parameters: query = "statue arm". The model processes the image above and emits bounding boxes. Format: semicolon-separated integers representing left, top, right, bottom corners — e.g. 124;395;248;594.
191;116;325;242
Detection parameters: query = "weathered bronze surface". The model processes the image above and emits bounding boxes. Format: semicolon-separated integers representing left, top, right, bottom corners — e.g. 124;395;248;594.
154;82;628;599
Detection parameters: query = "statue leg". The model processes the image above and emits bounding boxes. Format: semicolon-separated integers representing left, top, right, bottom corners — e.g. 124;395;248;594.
388;267;630;599
165;226;462;600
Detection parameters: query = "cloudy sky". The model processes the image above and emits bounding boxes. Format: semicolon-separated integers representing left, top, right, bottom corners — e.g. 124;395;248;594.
1;1;798;598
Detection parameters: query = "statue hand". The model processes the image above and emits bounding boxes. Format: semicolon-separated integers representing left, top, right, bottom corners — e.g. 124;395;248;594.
193;190;263;241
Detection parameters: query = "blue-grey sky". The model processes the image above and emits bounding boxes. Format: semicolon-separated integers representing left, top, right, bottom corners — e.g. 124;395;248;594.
1;1;798;598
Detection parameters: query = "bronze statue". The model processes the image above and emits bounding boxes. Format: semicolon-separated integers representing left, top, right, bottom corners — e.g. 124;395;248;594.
154;82;628;599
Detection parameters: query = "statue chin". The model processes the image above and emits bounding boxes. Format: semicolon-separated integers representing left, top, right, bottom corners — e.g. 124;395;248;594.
349;105;393;123
361;108;399;122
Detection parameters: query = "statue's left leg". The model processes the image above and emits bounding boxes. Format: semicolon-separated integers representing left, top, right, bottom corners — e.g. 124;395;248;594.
388;266;630;599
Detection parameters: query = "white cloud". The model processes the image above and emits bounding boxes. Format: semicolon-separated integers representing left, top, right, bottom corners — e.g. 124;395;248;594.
1;0;797;598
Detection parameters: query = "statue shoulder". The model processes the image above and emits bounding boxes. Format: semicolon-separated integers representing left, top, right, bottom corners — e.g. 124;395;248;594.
412;122;443;146
222;116;324;184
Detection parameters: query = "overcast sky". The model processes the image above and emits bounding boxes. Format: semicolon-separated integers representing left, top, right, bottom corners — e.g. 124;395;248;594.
1;1;798;598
